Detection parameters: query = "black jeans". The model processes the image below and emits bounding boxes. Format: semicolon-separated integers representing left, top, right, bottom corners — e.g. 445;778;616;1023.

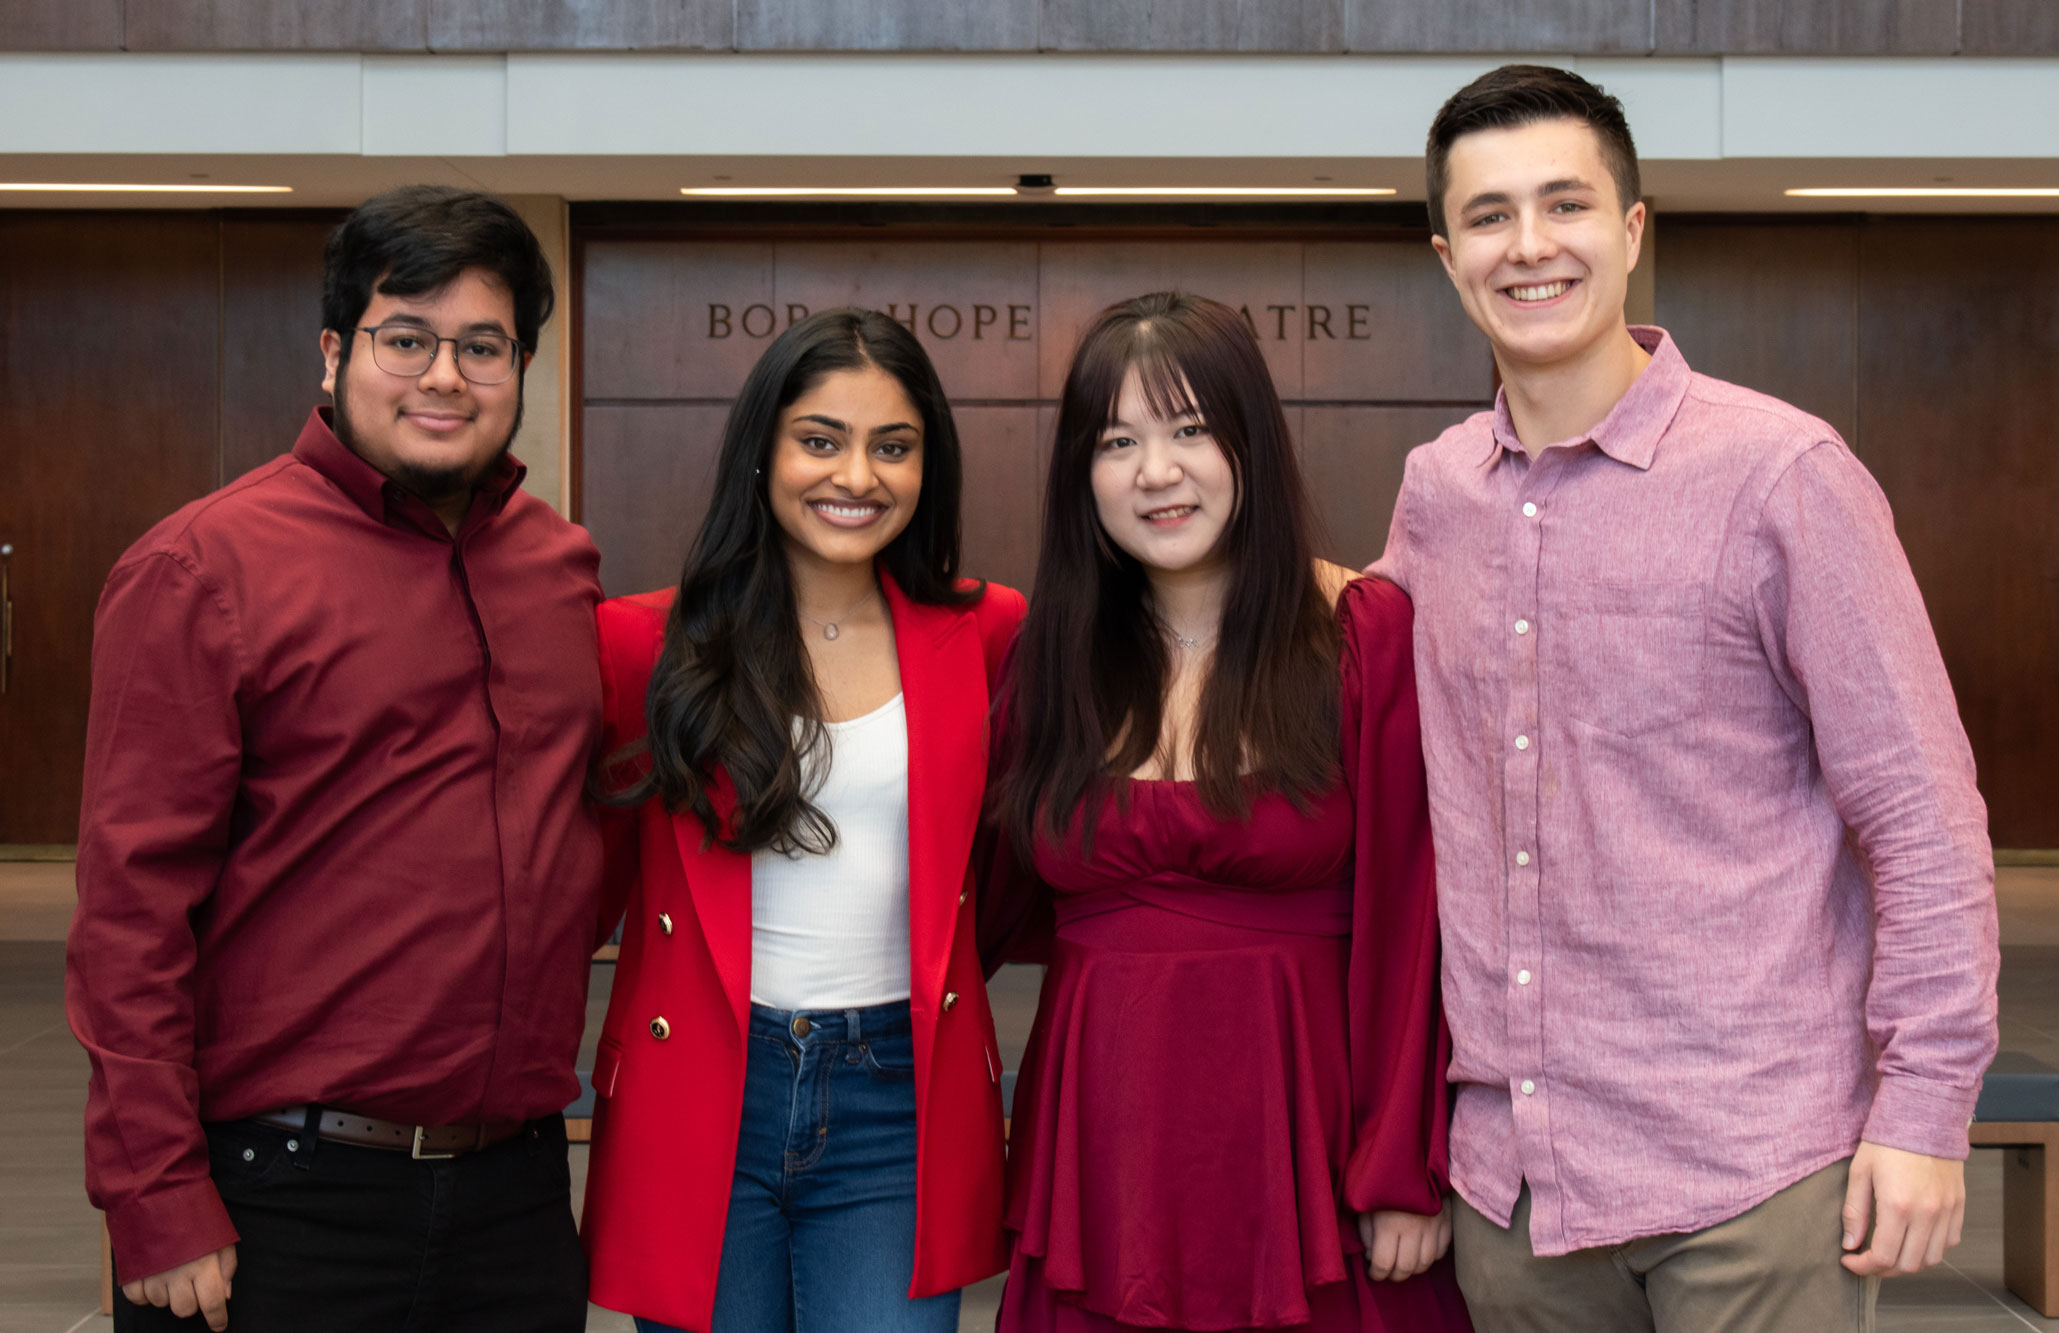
114;1113;587;1333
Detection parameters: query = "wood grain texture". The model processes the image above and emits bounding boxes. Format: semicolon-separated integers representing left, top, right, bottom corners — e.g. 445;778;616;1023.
1298;406;1482;569
124;0;429;49
430;0;731;50
740;0;1037;50
1301;241;1493;403
954;406;1048;593
220;216;343;482
0;214;222;842
0;0;121;48
580;403;733;598
1653;221;1861;445
1654;0;1957;53
580;239;777;400
1960;0;2059;53
1350;0;1650;52
1854;219;2059;849
1042;0;1342;51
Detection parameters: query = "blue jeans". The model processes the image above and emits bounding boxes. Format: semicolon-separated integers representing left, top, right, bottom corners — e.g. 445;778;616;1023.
636;1000;961;1333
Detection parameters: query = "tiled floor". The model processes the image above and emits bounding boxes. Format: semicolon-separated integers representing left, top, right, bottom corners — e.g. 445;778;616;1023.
5;861;2056;1332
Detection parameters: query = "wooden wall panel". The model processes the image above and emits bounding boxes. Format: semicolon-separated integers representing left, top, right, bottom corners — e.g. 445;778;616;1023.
1042;0;1342;51
430;0;730;50
581;404;732;597
955;406;1048;592
1302;242;1493;402
1652;222;1860;445
125;0;428;49
220;216;343;481
740;0;1036;50
1299;406;1480;570
1854;220;2059;849
1960;0;2059;53
0;0;122;48
773;242;1041;399
1350;0;1649;52
581;240;777;400
1654;0;1956;52
1036;242;1307;399
0;214;222;842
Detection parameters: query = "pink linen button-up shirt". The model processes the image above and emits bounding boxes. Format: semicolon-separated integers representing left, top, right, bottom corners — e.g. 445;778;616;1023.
1374;326;1997;1255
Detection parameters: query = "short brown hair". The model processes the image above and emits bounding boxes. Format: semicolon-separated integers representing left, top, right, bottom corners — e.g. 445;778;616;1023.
1425;64;1640;238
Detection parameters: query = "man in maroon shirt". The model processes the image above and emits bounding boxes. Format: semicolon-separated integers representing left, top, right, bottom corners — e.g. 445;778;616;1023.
67;186;604;1332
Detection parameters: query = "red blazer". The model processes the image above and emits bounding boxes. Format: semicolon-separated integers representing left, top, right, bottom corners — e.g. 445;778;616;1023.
581;572;1025;1331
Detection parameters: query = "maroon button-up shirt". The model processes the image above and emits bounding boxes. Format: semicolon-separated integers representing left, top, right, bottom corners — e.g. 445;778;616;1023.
67;409;605;1279
1375;328;1997;1255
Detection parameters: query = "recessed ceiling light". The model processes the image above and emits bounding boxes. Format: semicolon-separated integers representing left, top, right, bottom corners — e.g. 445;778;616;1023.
0;183;294;193
1785;187;2059;198
1053;186;1396;197
680;186;1018;197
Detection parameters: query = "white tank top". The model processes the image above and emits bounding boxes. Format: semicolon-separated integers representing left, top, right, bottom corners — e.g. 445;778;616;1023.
748;694;911;1010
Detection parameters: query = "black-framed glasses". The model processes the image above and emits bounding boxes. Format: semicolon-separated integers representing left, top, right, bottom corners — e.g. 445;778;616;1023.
355;324;525;385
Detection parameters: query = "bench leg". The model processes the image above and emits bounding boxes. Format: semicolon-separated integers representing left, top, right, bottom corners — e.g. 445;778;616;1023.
2002;1143;2059;1317
101;1217;112;1316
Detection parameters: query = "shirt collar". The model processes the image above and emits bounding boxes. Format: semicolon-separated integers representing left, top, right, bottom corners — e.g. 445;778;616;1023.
1481;326;1690;472
291;406;529;531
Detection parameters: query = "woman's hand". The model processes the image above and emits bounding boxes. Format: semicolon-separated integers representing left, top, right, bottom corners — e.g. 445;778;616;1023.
1357;1201;1451;1282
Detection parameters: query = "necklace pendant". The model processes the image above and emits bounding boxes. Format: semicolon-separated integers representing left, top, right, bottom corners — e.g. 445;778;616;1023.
822;622;840;641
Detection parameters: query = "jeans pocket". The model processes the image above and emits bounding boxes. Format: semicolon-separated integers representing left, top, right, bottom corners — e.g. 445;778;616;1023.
858;1032;917;1082
205;1121;301;1191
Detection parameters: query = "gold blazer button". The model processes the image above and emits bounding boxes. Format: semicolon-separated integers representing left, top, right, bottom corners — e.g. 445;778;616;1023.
943;992;960;1011
649;1016;671;1041
658;912;674;936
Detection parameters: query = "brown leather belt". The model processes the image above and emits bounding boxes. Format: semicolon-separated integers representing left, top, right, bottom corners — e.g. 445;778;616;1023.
252;1106;527;1160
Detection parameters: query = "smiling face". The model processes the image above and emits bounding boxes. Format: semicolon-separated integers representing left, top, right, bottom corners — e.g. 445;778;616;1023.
320;266;525;513
1431;116;1646;373
1090;368;1237;577
767;364;925;576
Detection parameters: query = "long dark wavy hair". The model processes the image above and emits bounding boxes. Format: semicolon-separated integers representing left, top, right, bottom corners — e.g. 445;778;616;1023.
614;308;977;854
991;292;1340;855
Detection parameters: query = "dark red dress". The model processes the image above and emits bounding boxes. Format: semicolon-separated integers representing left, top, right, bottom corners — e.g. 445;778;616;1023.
983;578;1472;1332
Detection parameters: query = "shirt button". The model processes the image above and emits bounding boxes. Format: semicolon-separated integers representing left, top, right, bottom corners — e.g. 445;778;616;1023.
1521;1079;1536;1095
657;912;673;936
1516;851;1531;866
1514;619;1530;635
1518;969;1532;985
649;1016;671;1041
1522;502;1538;518
1515;734;1530;751
791;1015;812;1039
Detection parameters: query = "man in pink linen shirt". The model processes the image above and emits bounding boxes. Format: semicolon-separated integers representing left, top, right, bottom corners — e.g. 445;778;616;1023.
1372;65;1998;1331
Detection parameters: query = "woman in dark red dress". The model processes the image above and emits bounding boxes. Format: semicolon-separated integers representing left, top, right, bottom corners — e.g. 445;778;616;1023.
981;292;1472;1332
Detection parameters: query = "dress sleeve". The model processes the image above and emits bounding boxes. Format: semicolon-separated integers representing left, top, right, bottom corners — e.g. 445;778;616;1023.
66;552;244;1279
1337;576;1452;1216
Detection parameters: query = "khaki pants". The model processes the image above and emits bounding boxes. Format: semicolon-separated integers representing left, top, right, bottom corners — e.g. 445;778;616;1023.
1453;1158;1879;1333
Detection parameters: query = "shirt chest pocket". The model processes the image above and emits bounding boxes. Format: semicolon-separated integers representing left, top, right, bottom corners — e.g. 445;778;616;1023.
1551;580;1708;737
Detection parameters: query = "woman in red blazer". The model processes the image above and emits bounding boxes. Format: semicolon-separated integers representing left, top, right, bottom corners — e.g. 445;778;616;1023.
582;309;1023;1332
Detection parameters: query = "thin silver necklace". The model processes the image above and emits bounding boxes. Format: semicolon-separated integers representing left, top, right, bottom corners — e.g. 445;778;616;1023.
1167;624;1217;652
797;586;880;641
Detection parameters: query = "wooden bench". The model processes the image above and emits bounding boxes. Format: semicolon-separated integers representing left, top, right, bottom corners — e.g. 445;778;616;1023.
1970;1052;2059;1315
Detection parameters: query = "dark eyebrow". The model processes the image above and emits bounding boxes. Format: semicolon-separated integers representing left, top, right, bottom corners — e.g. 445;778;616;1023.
1540;177;1597;196
794;414;848;432
373;315;511;336
869;421;918;437
1458;189;1512;216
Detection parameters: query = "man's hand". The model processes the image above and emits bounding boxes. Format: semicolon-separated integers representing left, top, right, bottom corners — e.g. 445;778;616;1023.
122;1244;237;1331
1357;1202;1451;1282
1841;1142;1965;1276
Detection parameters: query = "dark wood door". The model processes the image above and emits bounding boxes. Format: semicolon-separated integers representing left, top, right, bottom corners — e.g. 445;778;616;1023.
0;214;223;843
0;212;340;845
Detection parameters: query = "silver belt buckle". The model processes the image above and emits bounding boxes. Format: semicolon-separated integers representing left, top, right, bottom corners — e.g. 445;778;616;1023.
411;1126;455;1160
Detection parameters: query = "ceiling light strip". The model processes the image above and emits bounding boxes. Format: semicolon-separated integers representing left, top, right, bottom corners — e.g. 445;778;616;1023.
1785;187;2059;198
1054;186;1396;197
681;186;1019;197
0;183;294;193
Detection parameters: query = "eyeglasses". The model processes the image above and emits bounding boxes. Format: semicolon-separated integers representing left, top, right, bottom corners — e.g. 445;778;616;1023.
354;324;525;385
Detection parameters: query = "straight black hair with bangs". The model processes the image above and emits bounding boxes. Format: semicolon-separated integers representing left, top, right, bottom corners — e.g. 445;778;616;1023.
608;307;977;854
991;291;1340;855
